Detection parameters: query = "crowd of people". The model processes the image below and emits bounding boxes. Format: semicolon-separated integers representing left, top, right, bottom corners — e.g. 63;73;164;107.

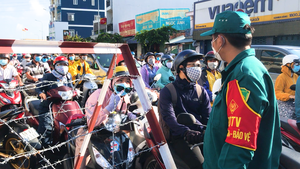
1;10;299;169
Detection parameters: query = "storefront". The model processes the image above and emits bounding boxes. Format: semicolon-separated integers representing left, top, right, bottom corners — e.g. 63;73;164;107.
193;0;300;54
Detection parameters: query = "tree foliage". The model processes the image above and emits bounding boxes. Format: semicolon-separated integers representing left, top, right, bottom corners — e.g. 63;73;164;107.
65;35;88;42
96;32;124;43
135;25;177;51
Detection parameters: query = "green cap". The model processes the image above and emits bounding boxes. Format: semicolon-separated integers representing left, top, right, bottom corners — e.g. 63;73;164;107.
200;11;251;36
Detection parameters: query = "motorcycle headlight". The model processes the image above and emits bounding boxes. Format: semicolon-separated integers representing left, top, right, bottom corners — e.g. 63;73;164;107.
127;140;135;162
92;147;112;169
58;91;73;100
105;113;121;133
0;95;11;103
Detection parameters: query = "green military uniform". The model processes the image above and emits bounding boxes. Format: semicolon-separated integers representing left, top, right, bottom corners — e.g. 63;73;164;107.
203;49;281;169
200;11;281;169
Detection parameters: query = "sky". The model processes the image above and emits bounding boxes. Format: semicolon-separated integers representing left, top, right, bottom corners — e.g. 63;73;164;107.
0;0;50;40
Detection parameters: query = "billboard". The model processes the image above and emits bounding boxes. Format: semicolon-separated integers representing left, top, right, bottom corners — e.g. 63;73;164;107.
119;19;136;37
136;8;190;32
194;0;300;30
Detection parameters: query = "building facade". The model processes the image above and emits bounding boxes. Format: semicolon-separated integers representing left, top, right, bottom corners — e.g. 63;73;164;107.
193;0;300;54
49;0;105;41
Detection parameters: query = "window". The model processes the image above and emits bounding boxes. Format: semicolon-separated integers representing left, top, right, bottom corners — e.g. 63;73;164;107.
73;0;78;5
68;13;75;21
94;54;114;68
69;29;75;37
91;0;95;6
260;50;285;73
94;15;100;21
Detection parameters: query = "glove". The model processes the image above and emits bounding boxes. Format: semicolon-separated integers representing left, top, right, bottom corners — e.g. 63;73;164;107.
169;76;175;81
297;122;300;131
184;130;203;144
77;65;81;71
105;93;121;112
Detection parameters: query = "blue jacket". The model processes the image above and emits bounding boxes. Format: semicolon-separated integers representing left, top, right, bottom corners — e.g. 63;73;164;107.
36;73;73;96
155;66;175;89
159;76;211;137
295;77;300;123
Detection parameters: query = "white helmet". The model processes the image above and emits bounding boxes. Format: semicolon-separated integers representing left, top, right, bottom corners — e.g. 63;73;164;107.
282;54;300;65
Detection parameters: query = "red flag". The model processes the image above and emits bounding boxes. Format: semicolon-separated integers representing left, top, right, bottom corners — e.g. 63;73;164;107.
100;18;107;25
22;28;28;31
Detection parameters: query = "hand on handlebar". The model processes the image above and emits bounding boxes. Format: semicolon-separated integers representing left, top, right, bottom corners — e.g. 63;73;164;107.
39;93;47;100
184;130;203;144
33;78;39;82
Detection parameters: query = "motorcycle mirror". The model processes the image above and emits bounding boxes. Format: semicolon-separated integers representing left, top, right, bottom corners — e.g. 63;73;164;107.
290;84;296;91
4;79;12;84
177;113;197;126
153;74;161;82
130;92;139;104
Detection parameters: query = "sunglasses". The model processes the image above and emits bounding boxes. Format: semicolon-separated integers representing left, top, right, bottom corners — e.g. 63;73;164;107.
115;85;133;93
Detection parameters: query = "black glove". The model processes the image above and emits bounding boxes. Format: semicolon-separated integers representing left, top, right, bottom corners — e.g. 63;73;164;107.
77;65;81;71
169;76;175;81
297;122;300;131
184;130;203;144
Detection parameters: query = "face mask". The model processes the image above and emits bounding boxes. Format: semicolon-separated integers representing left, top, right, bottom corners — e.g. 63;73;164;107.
148;58;155;66
55;65;69;75
13;56;17;60
0;59;8;66
219;60;227;72
114;83;132;96
166;62;173;69
81;56;87;60
25;58;31;62
69;56;75;61
156;57;161;61
35;56;42;62
186;67;202;82
42;58;48;63
211;36;224;61
293;65;300;73
207;62;218;70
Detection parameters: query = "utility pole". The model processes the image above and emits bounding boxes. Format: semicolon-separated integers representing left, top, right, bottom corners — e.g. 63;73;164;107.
98;0;100;35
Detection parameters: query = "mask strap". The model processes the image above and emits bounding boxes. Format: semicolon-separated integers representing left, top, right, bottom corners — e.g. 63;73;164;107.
217;36;225;53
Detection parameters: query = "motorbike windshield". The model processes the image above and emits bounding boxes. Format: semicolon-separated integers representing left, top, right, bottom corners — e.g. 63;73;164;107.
94;54;114;68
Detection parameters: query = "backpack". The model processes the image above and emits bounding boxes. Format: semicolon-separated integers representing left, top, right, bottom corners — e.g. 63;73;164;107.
158;83;203;141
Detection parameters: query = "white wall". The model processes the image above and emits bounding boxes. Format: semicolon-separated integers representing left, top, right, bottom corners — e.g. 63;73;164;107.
53;22;68;41
112;0;196;34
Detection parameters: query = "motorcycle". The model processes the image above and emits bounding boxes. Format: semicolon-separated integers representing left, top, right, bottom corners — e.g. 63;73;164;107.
24;85;85;145
0;79;22;111
0;108;41;169
75;74;98;107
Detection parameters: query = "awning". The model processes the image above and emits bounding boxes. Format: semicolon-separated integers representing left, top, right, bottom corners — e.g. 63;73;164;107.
166;35;185;44
123;36;138;44
174;38;194;44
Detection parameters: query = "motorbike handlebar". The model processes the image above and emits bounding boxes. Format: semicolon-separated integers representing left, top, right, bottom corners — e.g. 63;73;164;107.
66;118;87;127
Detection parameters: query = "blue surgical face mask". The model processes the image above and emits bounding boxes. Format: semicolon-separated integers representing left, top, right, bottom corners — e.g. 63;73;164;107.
42;58;48;63
156;57;161;61
0;59;8;66
69;56;75;61
35;56;42;62
293;65;300;73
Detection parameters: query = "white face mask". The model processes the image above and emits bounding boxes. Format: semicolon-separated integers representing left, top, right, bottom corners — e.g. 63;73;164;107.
81;56;87;60
55;65;69;75
211;36;224;61
166;62;173;69
207;62;218;70
186;67;202;82
25;58;31;62
148;58;155;66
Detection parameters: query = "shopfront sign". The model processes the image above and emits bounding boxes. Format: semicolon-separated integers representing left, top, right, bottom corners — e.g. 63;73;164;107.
119;19;136;37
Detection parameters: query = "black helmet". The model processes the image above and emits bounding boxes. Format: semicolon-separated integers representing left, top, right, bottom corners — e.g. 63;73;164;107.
174;49;203;73
204;51;217;64
0;54;10;59
161;54;174;66
144;52;154;62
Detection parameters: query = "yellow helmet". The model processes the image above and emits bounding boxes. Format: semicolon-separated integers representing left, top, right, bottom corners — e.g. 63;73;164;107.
113;66;130;77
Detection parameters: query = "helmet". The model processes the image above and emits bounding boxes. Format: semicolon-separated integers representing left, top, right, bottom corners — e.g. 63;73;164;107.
53;56;68;66
12;53;17;57
282;54;300;65
113;66;130;77
24;53;31;58
174;49;204;73
131;51;135;55
116;54;124;66
161;54;174;66
22;53;26;56
144;52;154;62
0;54;10;59
204;51;217;64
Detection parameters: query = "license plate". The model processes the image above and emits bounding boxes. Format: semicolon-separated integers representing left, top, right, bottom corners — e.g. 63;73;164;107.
20;127;39;141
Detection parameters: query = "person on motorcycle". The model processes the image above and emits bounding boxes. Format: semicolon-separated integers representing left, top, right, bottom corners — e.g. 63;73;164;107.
155;54;175;89
141;52;159;88
25;53;51;83
74;66;135;168
159;49;211;169
9;53;20;66
197;51;222;103
275;54;299;118
67;53;79;80
76;53;94;77
36;56;73;146
0;54;23;86
295;75;300;130
155;52;163;67
20;53;31;68
200;11;281;169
